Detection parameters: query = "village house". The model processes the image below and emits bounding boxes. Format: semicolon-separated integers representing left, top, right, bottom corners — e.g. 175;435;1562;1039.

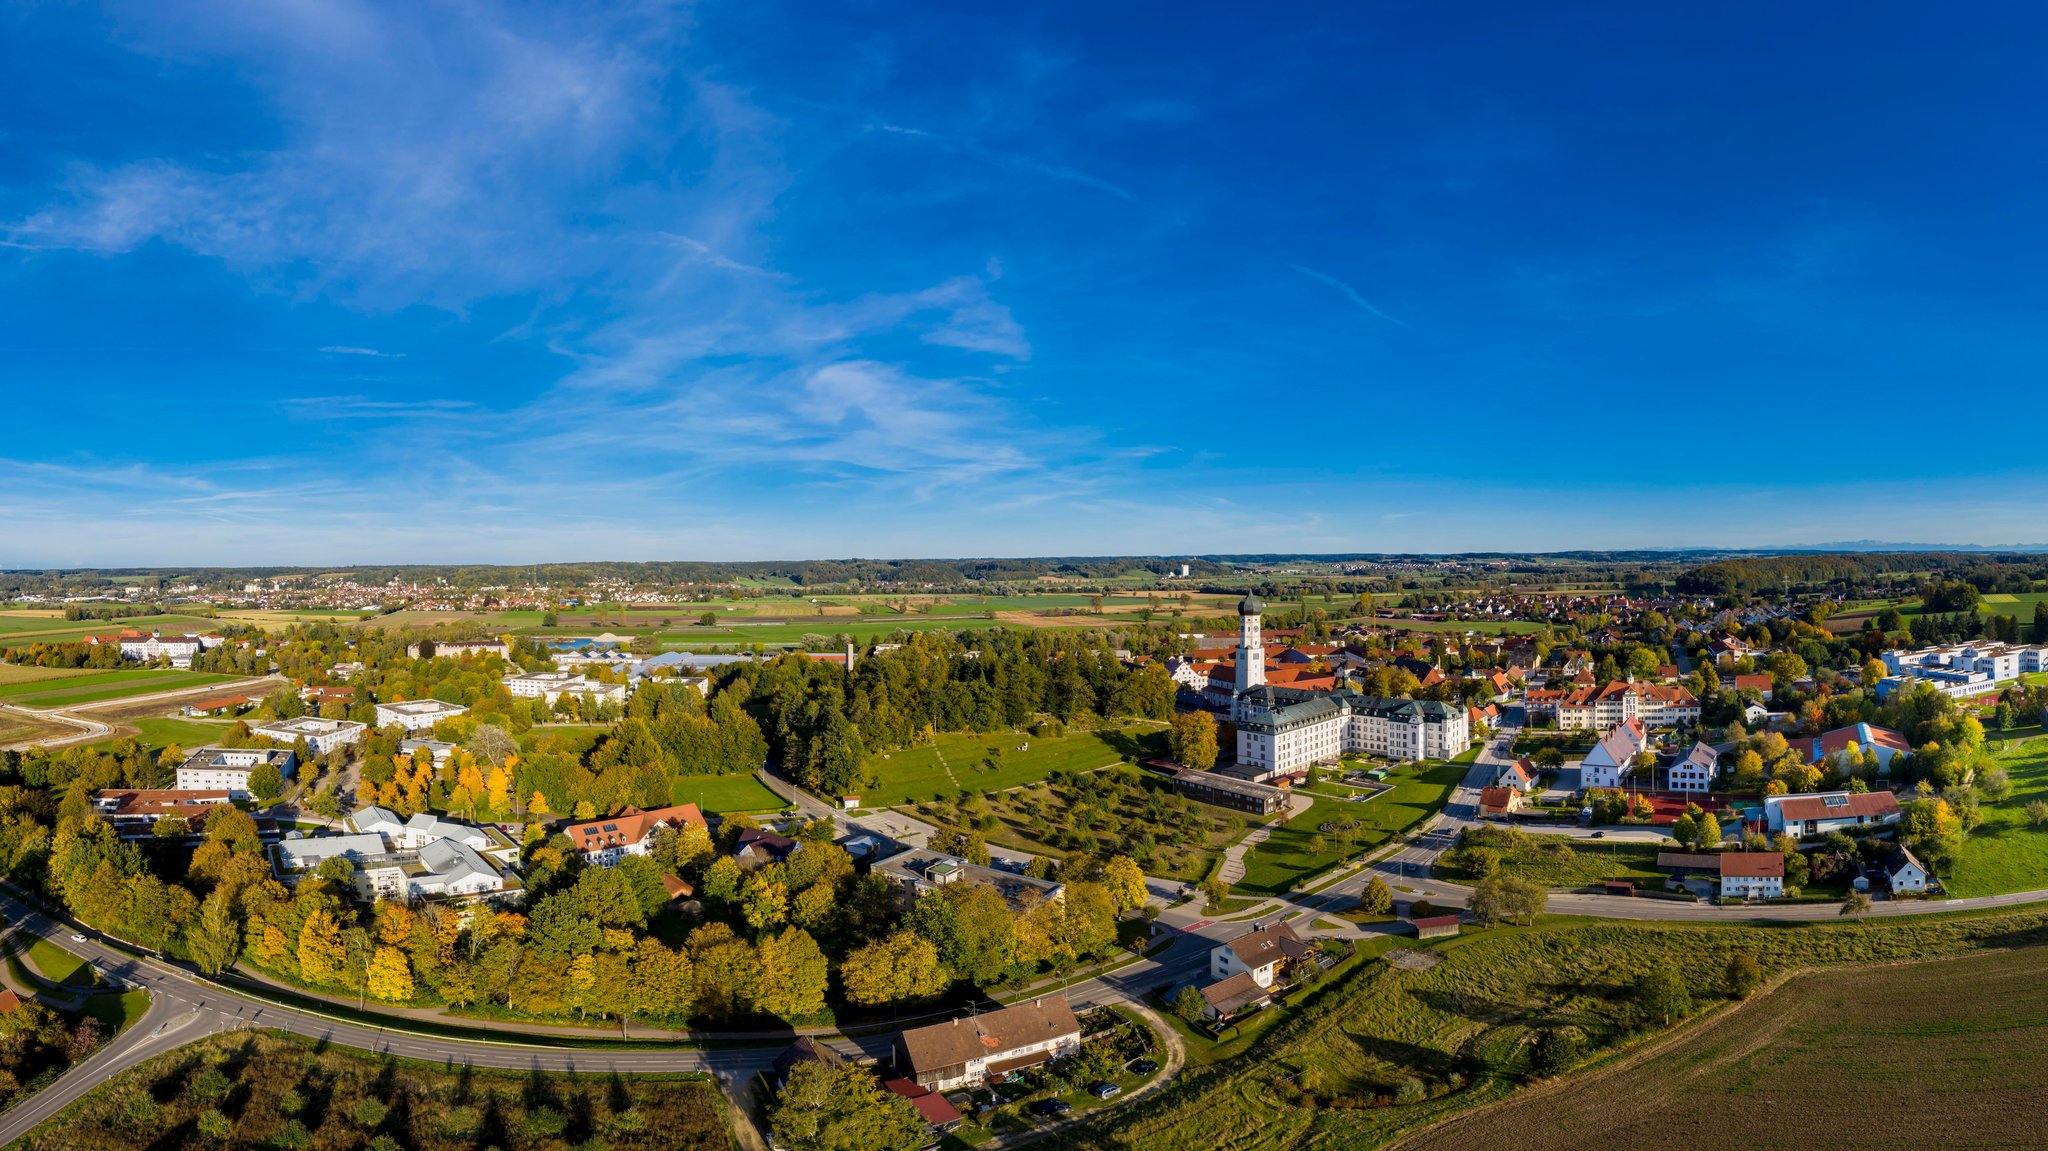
1210;921;1315;989
1882;845;1931;893
1668;741;1719;793
872;847;1066;913
1578;719;1649;791
1496;757;1539;793
1198;970;1271;1022
1765;790;1904;839
561;803;708;867
1478;786;1523;818
733;827;801;870
893;995;1082;1092
1718;852;1786;900
1807;723;1912;776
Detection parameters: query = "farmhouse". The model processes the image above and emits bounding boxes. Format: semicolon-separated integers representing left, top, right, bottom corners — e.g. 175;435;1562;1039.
1718;852;1785;900
175;746;296;799
1478;786;1522;818
893;994;1082;1092
1210;921;1314;989
250;716;367;756
372;698;470;733
1578;719;1648;791
1764;790;1903;838
561;803;708;867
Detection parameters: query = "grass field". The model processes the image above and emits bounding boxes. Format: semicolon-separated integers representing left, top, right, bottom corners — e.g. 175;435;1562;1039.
670;772;789;814
78;990;151;1036
1936;735;2048;897
88;714;236;753
1236;761;1464;894
1064;907;2048;1151
0;664;102;685
17;1030;732;1151
25;937;97;987
1437;827;1668;887
1405;944;2048;1151
0;670;237;708
866;725;1164;807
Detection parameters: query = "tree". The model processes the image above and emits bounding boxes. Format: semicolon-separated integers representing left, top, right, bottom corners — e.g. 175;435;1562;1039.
1101;855;1147;914
1469;875;1545;926
1462;846;1501;879
1171;984;1206;1024
297;909;347;987
1840;891;1872;916
1696;811;1723;848
756;928;828;1021
1639;961;1692;1026
1725;952;1762;999
1167;710;1219;772
2029;800;2048;828
1670;813;1697;852
366;946;414;1003
466;724;517;768
841;931;951;1006
189;888;241;975
770;1063;926;1151
1360;876;1393;917
1199;875;1230;909
248;763;284;804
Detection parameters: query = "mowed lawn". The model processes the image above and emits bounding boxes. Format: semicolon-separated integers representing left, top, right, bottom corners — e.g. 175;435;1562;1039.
1937;735;2048;897
1405;944;2048;1151
670;773;788;814
90;715;237;753
1237;760;1465;894
0;670;237;709
866;725;1165;807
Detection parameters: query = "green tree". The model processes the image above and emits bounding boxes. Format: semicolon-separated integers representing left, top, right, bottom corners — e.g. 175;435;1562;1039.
1696;811;1723;848
770;1063;926;1151
1172;984;1207;1024
1167;710;1219;772
1469;875;1545;926
1639;961;1692;1026
756;928;828;1021
841;931;951;1006
1360;875;1394;916
1670;813;1697;852
248;763;284;804
1101;854;1148;914
188;888;241;975
1725;952;1762;999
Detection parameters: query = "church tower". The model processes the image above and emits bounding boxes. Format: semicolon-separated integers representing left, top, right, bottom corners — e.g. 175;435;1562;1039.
1235;591;1266;695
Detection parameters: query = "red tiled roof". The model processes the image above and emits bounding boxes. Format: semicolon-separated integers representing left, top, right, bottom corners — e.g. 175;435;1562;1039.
564;803;707;853
1718;852;1784;879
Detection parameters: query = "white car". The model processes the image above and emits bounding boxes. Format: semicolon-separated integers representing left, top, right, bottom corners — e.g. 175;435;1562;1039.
68;934;85;943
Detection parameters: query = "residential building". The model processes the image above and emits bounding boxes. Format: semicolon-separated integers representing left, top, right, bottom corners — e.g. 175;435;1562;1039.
373;699;470;733
1210;922;1314;989
893;995;1082;1092
346;806;521;864
1709;636;1754;667
92;789;231;835
1731;673;1775;699
1578;719;1649;791
1496;757;1539;793
1883;845;1930;894
275;827;518;904
561;803;709;867
1478;786;1522;818
398;738;458;764
881;1079;964;1134
175;747;296;799
275;832;388;871
734;827;801;870
1718;852;1785;900
1198;971;1271;1022
873;847;1066;913
251;716;367;756
1668;741;1719;793
503;670;630;706
1764;790;1904;838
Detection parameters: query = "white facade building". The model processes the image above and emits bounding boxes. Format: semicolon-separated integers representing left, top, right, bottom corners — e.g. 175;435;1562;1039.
503;670;630;706
175;747;296;799
373;698;470;733
252;716;367;756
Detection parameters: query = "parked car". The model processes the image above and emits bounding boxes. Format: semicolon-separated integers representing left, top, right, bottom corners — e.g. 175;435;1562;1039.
1128;1058;1158;1074
1087;1082;1121;1100
1589;830;1605;839
1030;1099;1072;1117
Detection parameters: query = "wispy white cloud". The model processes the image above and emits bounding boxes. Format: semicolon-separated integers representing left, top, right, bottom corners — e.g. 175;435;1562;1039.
318;345;403;357
1288;263;1415;331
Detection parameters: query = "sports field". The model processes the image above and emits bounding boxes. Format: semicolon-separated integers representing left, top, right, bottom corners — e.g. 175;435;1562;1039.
0;670;237;708
865;724;1165;806
669;772;788;814
1404;944;2048;1151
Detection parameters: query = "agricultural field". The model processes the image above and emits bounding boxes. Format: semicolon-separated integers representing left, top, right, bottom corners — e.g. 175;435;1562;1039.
17;1030;732;1151
1934;735;2048;897
0;613;220;648
0;664;101;685
0;669;237;709
1405;944;2048;1151
866;724;1166;807
1237;761;1464;894
0;712;75;746
1066;907;2048;1151
1436;826;1667;887
668;772;789;814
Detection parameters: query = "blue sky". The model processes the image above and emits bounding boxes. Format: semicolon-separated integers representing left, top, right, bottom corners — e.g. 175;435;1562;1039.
4;2;2046;565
